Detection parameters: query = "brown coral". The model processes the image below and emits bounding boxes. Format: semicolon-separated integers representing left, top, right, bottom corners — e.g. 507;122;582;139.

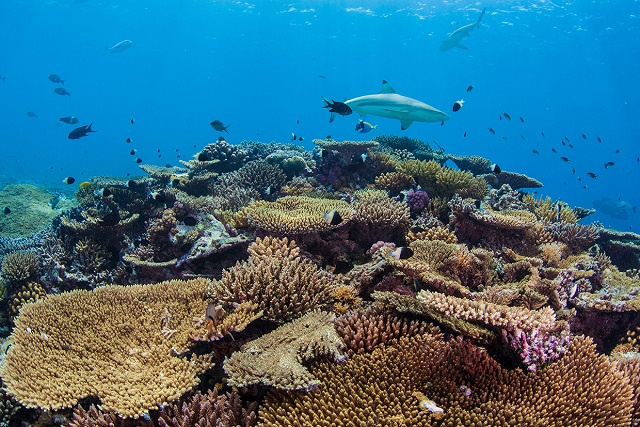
246;196;354;235
206;236;337;322
1;251;40;284
407;226;457;244
374;171;415;195
351;189;410;246
223;310;345;390
397;160;488;200
7;281;46;318
0;278;213;418
260;334;633;426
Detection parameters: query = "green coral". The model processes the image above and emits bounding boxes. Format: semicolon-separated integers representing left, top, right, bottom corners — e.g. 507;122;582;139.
0;184;62;237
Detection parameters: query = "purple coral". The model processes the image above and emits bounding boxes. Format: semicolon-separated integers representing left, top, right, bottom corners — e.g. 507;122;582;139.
503;328;570;371
405;189;429;214
368;241;396;255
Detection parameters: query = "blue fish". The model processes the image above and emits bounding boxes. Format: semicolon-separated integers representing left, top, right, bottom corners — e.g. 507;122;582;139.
355;120;377;134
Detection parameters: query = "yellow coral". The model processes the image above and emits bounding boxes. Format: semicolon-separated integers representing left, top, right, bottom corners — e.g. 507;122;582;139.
398;160;487;200
353;189;410;230
0;278;213;418
407;226;457;244
374;171;415;195
246;196;353;234
522;194;579;224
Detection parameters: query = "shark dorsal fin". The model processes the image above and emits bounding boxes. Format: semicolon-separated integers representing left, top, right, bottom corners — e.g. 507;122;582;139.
379;80;396;94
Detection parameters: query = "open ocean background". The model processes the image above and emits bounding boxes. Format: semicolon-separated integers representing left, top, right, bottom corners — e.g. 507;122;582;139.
1;0;638;232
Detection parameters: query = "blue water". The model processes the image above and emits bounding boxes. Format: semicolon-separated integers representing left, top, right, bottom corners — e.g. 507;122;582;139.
1;0;639;231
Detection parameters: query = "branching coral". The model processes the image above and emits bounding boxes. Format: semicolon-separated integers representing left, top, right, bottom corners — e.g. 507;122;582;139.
181;140;248;173
223;310;345;390
351;189;410;246
0;251;40;285
407;226;457;244
7;281;46;319
374;171;415;195
245;196;353;235
206;236;338;323
0;278;213;418
573;266;640;312
522;194;578;224
398;160;488;200
213;160;287;198
260;334;632;426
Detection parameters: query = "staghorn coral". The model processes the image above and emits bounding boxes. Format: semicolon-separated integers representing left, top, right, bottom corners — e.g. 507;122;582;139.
1;250;40;285
246;196;353;235
192;300;263;342
7;281;46;318
68;405;154;427
334;306;440;356
398;159;488;200
522;194;578;224
374;171;415;195
156;389;258;427
407;225;457;244
547;221;600;252
0;278;213;419
206;236;338;322
223;310;345;390
213;160;287;198
351;189;410;246
73;237;109;273
0;382;17;427
261;334;632;427
373;134;445;162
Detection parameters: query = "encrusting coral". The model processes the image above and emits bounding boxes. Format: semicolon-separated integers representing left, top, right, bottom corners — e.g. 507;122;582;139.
0;278;213;419
260;333;633;427
223;310;345;391
206;236;338;323
245;196;353;235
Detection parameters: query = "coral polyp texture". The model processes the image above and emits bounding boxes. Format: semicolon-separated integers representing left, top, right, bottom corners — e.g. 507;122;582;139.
246;196;353;234
0;278;212;418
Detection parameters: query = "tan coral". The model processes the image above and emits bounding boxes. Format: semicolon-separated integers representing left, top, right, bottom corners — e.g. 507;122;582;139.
245;196;353;234
374;171;415;195
260;334;633;427
7;281;46;318
407;226;457;244
223;310;344;390
1;251;40;284
0;278;213;418
353;189;410;230
206;236;337;322
397;159;488;200
522;194;579;224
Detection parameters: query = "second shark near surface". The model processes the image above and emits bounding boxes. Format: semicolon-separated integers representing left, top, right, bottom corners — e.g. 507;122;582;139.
322;80;450;130
440;8;486;51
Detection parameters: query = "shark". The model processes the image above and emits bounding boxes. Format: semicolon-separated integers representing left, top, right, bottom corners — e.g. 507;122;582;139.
322;80;450;130
440;8;486;51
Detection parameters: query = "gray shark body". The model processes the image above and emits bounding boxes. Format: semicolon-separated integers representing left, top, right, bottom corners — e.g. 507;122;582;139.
440;8;486;51
332;81;449;130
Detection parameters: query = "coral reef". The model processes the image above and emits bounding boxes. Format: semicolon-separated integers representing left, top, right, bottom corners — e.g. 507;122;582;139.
246;196;353;235
351;189;410;246
398;160;488;200
0;184;63;238
0;278;213;418
223;310;344;390
1;251;40;285
479;170;543;190
206;236;338;322
156;390;258;427
374;171;415;195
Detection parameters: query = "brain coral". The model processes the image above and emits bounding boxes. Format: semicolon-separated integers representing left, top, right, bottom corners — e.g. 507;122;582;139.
259;334;634;426
0;278;212;419
246;196;354;234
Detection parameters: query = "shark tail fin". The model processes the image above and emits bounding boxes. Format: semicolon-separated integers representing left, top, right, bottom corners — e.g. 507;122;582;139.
477;8;486;28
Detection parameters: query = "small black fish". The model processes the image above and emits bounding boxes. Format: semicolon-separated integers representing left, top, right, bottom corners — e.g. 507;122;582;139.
53;87;71;97
26;111;37;118
210;120;230;133
130;118;135;124
569;144;574;149
564;136;571;142
583;185;588;189
597;136;602;143
488;128;495;135
587;172;597;179
197;152;208;161
326;135;332;140
99;211;120;227
48;74;64;85
491;163;501;174
581;133;587;140
298;136;304;142
502;136;508;141
291;132;297;141
3;207;11;215
322;98;352;120
441;121;444;126
59;116;79;124
604;161;615;168
541;131;546;137
126;137;132;143
560;156;570;163
324;210;342;226
463;132;467;137
183;216;197;226
318;148;328;158
552;148;557;153
520;134;525;141
127;180;137;188
296;119;300;124
531;149;540;155
94;188;111;198
519;116;524;123
264;185;275;196
62;176;75;184
390;246;414;260
130;149;136;155
68;123;95;139
452;100;464;112
318;75;326;79
615;149;621;154
503;112;511;120
136;157;142;164
150;191;165;203
571;167;576;174
561;141;566;146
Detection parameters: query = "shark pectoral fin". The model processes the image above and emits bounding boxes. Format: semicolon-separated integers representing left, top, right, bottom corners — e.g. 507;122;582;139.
379;80;397;94
400;119;414;130
457;42;469;49
329;112;337;123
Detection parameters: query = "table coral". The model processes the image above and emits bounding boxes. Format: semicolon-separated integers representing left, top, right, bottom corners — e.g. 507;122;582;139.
0;278;213;419
223;310;345;390
246;196;353;235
